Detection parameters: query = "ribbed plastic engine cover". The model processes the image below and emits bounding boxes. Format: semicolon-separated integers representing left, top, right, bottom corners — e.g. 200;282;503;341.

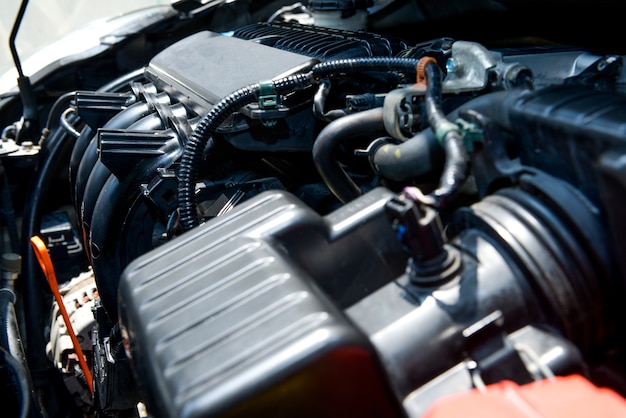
118;188;407;418
232;22;405;59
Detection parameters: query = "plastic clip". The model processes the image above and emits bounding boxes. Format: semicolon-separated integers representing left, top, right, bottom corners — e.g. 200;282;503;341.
258;80;278;110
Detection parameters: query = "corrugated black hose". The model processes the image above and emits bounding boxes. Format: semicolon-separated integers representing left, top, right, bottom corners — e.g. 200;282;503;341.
311;57;419;79
0;282;38;418
178;57;422;231
177;73;314;231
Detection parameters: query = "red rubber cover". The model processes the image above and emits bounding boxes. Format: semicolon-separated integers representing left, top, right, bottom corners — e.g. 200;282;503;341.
423;375;626;418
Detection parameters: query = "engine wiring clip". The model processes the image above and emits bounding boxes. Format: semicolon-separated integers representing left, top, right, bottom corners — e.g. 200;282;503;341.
240;79;289;127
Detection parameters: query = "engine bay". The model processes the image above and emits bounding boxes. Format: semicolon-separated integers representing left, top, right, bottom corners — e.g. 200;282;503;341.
1;1;626;417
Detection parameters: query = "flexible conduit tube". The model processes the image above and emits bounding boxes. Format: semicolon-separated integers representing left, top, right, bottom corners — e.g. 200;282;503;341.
177;73;313;231
312;107;386;203
178;58;423;230
177;84;261;231
311;57;419;79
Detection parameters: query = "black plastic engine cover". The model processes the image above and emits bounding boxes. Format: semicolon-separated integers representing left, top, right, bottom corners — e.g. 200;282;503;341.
232;22;407;59
118;188;408;418
145;30;316;114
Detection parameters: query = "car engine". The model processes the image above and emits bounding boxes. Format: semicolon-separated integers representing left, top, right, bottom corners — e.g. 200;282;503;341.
1;0;626;417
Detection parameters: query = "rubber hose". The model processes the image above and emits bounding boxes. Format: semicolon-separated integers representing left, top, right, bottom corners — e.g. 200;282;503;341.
0;289;26;365
423;62;469;207
430;130;468;205
43;92;75;136
312;107;386;203
178;73;313;231
371;131;440;181
0;346;31;418
423;62;448;131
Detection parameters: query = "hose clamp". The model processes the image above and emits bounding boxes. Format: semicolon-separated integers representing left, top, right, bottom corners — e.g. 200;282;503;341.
435;119;461;145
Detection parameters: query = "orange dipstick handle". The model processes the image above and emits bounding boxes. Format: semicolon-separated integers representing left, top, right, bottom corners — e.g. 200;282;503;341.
30;235;94;395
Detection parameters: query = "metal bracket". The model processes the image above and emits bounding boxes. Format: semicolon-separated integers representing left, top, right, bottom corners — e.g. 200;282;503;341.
443;41;497;92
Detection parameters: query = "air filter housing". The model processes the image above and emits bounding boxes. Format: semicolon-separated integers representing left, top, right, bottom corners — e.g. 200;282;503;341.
118;188;407;418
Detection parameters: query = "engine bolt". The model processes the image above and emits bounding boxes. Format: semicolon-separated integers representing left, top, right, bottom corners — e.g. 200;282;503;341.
446;57;462;75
